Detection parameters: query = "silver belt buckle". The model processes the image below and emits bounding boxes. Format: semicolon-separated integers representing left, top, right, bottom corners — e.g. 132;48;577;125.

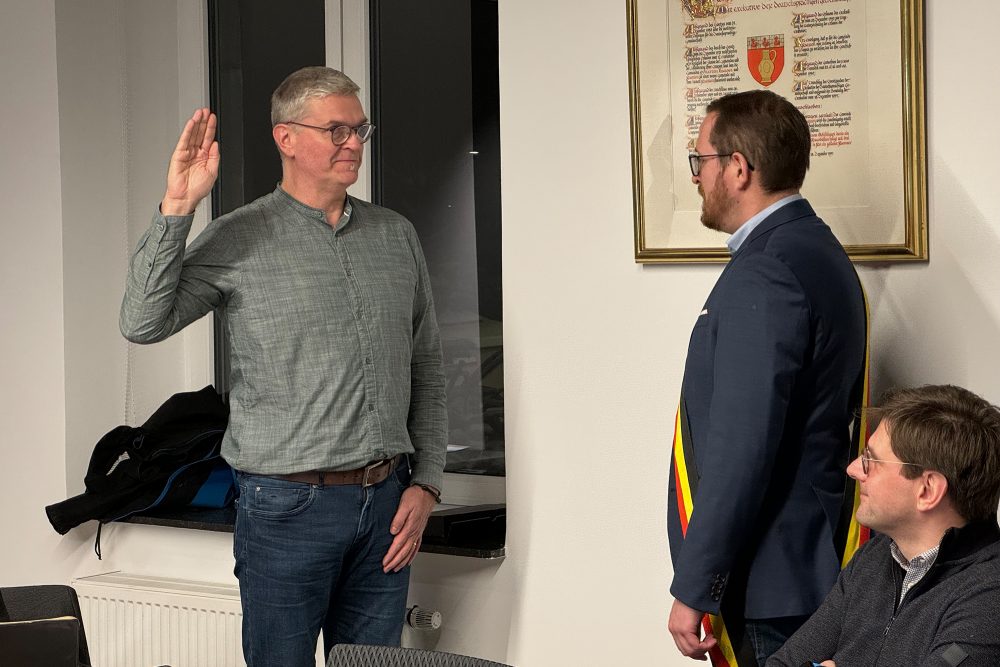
361;457;390;487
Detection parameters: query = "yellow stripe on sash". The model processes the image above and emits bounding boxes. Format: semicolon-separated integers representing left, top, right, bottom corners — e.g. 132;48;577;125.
673;409;694;530
841;288;872;568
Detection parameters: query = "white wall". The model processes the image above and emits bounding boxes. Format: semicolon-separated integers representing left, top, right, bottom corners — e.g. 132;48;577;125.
0;0;79;585
490;3;1000;666
860;0;1000;395
2;0;999;665
56;0;130;498
0;0;216;587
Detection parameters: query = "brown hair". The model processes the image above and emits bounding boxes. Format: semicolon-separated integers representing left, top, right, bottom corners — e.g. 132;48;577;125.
706;90;810;193
870;385;1000;521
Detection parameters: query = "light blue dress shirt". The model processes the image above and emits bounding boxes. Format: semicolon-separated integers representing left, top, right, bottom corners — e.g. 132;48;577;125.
726;193;803;253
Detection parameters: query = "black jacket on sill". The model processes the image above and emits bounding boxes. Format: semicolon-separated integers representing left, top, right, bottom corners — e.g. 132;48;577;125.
45;386;231;541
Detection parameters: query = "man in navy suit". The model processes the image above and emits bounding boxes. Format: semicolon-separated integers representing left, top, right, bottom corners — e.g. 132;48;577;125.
666;90;867;664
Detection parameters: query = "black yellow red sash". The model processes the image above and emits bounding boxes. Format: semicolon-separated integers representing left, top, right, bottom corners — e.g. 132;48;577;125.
671;290;871;667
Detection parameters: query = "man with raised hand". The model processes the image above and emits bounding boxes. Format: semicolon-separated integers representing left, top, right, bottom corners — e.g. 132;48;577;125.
120;66;446;667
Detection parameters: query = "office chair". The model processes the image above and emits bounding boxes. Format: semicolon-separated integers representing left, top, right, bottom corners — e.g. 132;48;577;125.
327;643;511;667
0;584;91;667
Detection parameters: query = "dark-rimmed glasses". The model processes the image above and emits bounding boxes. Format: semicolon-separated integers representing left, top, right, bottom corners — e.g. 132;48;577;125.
687;152;755;177
860;445;923;476
283;121;376;145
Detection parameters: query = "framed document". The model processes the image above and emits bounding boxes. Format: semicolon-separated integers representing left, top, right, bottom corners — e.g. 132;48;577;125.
628;0;927;263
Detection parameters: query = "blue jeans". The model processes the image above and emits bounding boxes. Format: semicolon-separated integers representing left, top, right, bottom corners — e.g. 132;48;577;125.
745;615;809;665
234;463;411;667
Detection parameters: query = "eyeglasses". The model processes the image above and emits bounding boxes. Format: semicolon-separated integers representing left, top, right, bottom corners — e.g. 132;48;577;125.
687;152;755;177
283;121;376;145
859;445;923;476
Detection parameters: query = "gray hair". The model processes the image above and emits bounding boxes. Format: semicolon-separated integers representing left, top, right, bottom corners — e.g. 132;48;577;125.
270;66;361;126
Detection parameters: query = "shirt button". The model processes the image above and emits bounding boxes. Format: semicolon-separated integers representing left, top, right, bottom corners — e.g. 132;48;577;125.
365;357;372;365
368;404;375;412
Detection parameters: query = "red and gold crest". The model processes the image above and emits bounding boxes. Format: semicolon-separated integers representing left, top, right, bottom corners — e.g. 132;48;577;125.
747;34;784;87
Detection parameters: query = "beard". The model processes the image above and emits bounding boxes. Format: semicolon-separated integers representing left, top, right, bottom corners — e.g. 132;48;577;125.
699;174;734;233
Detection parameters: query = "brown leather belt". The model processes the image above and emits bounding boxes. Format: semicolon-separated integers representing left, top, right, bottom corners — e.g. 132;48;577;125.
271;454;404;487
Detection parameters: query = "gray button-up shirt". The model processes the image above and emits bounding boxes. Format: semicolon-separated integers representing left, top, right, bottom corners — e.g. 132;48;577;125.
120;186;447;490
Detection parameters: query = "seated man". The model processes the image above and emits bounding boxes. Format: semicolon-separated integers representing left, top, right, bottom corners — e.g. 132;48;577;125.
768;384;1000;667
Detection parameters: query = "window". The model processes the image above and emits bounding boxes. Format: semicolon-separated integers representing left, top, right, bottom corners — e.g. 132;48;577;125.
370;0;504;477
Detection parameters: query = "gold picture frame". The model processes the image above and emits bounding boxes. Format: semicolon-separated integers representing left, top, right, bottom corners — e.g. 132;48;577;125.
628;0;927;263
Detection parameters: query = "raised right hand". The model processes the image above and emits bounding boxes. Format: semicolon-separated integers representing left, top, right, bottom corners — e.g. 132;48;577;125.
161;108;220;216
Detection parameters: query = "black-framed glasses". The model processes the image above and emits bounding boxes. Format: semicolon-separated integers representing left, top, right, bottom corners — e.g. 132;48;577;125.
687;152;755;177
860;445;923;476
284;121;376;145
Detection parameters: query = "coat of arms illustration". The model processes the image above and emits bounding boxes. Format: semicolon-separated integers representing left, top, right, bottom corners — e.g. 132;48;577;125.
747;34;784;87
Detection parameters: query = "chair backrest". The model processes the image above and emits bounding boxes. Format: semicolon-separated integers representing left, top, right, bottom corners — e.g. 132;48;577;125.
0;585;91;667
327;644;511;667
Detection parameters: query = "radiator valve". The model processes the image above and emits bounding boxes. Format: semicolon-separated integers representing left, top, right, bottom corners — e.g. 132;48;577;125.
406;605;442;631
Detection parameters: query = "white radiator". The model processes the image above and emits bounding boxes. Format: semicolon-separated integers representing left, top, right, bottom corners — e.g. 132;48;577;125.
73;572;244;667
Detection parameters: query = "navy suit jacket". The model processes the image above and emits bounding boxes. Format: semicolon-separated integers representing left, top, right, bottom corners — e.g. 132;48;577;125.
668;198;867;619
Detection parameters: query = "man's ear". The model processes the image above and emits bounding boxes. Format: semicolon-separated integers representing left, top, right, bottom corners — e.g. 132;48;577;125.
730;151;753;190
273;124;295;158
915;470;949;513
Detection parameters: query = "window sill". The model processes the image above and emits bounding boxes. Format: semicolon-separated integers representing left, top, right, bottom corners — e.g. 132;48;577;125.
121;503;506;559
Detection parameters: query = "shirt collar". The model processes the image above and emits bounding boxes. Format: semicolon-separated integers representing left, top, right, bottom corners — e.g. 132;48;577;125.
726;193;803;253
890;539;942;604
274;184;353;229
890;540;941;572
